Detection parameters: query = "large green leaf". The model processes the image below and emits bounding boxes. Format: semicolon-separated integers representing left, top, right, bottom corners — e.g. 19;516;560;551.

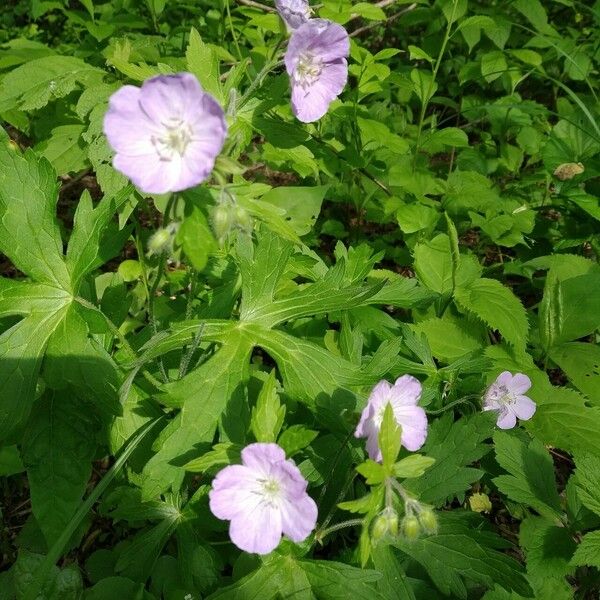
21;390;97;547
0;147;69;287
573;453;600;516
141;330;253;499
493;432;562;520
455;278;529;350
549;342;600;405
0;143;132;440
520;517;575;600
0;55;104;112
540;271;600;351
531;387;600;458
570;530;600;569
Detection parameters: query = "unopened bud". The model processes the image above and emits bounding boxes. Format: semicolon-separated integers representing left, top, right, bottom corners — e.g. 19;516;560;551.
234;206;253;231
212;205;233;239
402;515;421;541
147;222;178;256
418;508;438;535
371;508;399;542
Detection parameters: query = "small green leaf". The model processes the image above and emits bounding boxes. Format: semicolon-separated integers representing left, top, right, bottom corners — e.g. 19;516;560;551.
183;443;242;474
379;404;402;470
408;45;434;64
393;454;436;479
277;424;318;457
176;205;216;272
250;371;286;443
185;28;222;103
356;459;386;485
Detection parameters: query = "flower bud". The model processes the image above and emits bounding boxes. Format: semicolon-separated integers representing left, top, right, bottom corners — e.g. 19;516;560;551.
371;508;399;542
147;222;178;256
418;508;438;535
234;206;253;231
212;205;233;239
402;515;421;541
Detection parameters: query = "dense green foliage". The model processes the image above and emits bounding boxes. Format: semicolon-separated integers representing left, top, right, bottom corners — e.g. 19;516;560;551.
1;0;600;598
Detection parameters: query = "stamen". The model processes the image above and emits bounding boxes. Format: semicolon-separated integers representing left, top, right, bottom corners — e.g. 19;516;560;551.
151;118;194;161
295;53;323;89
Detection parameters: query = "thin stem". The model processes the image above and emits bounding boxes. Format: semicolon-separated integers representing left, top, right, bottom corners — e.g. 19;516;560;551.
413;0;458;170
350;3;417;37
426;395;480;415
236;43;285;111
315;519;364;544
148;251;169;383
225;0;244;63
389;479;412;503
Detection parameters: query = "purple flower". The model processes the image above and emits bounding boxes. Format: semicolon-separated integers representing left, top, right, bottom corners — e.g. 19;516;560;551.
276;0;311;31
483;371;536;429
103;73;227;195
285;18;350;123
209;443;318;555
355;376;428;462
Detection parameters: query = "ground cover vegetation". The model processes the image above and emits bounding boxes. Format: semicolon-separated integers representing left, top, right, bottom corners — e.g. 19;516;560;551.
1;0;600;598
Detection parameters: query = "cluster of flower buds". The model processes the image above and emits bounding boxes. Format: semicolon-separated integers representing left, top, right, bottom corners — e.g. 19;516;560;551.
372;500;438;544
211;193;253;241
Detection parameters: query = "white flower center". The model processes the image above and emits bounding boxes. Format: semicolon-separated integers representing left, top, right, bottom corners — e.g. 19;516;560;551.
152;117;194;161
295;53;323;89
489;384;516;406
256;477;283;507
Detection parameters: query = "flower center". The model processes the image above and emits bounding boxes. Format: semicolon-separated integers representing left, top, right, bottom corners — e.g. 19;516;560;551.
489;385;516;406
152;117;193;161
257;477;282;507
295;53;323;89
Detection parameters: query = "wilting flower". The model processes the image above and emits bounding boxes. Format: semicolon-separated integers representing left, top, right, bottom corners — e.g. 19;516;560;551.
355;376;428;462
276;0;311;31
103;73;227;194
285;18;349;123
483;371;536;429
209;443;318;555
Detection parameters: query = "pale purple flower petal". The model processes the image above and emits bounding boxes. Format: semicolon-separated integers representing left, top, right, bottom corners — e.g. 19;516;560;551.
103;73;227;194
241;442;286;474
511;373;532;395
208;465;260;520
392;405;428;451
276;0;311;31
285;19;349;123
280;489;318;542
208;443;317;555
484;371;536;429
496;407;517;430
392;375;422;406
355;376;428;462
513;395;537;420
229;504;282;555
